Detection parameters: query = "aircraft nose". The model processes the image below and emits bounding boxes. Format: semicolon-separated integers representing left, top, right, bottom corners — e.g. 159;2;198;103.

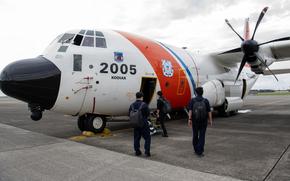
0;56;61;110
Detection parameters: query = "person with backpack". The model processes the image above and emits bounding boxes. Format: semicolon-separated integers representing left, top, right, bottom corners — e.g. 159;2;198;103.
188;87;212;157
156;91;168;137
129;92;151;157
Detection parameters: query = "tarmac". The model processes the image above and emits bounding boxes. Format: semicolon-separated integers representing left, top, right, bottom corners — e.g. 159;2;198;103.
0;95;290;181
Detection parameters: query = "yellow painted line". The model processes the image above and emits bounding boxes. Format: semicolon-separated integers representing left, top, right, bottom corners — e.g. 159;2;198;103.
69;135;87;141
69;128;114;141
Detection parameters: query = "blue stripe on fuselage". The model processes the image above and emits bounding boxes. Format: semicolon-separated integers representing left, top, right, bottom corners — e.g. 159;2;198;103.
159;42;196;93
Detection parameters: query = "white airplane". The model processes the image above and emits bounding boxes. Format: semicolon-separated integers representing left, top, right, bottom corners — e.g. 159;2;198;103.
1;7;290;133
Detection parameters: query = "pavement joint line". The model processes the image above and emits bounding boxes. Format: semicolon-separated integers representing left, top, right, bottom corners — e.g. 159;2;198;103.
262;143;290;181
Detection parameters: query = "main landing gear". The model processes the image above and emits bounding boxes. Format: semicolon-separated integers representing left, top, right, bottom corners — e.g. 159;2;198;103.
77;114;107;133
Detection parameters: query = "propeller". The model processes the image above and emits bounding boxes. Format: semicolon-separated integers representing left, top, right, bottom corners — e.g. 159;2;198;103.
222;7;290;82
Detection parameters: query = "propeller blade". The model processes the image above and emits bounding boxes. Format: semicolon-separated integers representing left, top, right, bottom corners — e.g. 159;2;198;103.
258;37;290;46
235;55;247;83
254;52;279;81
251;7;268;40
219;47;242;55
225;19;244;41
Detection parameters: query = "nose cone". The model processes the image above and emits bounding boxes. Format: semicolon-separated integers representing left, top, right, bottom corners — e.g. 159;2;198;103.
0;56;61;109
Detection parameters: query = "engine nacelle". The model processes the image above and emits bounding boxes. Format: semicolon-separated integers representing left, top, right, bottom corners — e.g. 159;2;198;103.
202;80;225;107
250;64;266;74
248;57;274;75
224;97;244;112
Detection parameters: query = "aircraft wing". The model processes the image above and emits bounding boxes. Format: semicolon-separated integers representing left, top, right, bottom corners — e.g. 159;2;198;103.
211;51;243;68
263;68;290;75
269;41;290;62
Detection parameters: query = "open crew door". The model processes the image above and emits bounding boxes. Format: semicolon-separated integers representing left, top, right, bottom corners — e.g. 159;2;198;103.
140;77;157;104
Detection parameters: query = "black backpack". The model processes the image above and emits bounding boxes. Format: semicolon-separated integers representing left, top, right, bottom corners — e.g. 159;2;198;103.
160;97;172;113
129;102;145;128
192;99;207;124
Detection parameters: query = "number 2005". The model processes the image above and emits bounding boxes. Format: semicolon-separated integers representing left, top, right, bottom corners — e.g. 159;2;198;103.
100;63;136;75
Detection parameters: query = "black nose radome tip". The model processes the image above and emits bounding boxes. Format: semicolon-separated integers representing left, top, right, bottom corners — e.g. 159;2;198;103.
0;56;61;110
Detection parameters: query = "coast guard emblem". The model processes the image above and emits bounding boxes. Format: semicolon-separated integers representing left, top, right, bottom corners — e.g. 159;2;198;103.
114;52;123;62
162;60;174;77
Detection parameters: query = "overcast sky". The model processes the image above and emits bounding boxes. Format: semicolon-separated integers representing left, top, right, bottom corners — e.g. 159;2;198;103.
0;0;290;90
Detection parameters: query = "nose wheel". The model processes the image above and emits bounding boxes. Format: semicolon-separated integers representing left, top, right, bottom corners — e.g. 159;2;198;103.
77;114;106;133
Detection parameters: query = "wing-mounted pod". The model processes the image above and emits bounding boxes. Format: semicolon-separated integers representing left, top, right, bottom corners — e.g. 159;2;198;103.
202;80;244;116
223;97;243;112
202;80;225;107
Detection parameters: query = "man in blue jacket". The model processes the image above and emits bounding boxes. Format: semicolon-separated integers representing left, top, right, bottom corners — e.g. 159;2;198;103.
188;87;212;157
129;92;151;157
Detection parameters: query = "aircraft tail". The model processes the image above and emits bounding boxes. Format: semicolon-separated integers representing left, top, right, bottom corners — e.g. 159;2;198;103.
244;18;250;40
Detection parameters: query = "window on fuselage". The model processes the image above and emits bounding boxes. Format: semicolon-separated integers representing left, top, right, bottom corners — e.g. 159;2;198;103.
58;46;68;52
96;37;107;48
86;30;94;36
73;54;82;71
95;31;104;37
58;33;75;43
82;36;94;47
71;30;107;48
79;30;86;35
73;34;83;46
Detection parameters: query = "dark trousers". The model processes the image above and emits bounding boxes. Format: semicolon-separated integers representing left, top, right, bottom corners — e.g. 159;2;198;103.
192;125;207;155
158;115;168;136
134;127;151;154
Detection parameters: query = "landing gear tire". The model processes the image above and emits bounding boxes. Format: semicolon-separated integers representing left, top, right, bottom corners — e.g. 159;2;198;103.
77;115;86;131
77;114;107;133
86;115;106;133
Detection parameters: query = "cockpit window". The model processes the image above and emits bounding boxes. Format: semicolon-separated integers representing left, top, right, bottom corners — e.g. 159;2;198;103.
58;46;68;52
73;34;83;46
82;36;94;47
96;37;107;48
95;31;104;37
71;30;107;48
86;30;94;36
58;33;75;43
79;30;86;35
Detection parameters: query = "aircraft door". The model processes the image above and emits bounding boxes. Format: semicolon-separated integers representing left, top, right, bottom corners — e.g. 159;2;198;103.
177;69;187;95
140;77;157;104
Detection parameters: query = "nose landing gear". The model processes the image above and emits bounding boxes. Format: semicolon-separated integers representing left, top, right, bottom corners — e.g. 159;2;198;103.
28;104;44;121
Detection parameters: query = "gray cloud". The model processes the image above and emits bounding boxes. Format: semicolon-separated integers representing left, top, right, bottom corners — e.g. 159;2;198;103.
160;0;241;20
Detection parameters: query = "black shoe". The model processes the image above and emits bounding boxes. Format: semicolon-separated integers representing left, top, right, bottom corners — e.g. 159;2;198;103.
145;152;151;157
162;134;168;137
135;150;142;156
195;152;204;157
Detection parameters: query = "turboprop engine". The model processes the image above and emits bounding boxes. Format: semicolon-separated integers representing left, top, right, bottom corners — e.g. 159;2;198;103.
202;80;244;116
202;80;225;107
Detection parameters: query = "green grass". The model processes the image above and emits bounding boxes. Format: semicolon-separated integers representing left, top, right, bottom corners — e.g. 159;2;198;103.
257;91;290;96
